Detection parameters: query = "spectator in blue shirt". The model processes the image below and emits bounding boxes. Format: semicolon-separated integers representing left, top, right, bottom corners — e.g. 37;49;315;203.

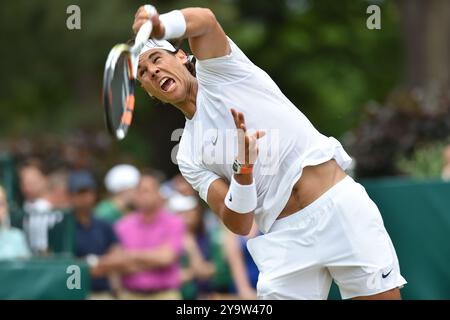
69;170;130;299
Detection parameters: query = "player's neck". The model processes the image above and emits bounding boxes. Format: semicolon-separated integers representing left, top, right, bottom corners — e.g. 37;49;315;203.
175;78;198;119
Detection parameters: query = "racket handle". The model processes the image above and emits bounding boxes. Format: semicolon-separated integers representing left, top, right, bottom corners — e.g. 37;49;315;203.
130;5;156;78
134;21;152;49
134;5;156;49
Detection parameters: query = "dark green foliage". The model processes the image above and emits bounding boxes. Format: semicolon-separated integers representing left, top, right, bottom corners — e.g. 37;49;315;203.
347;89;450;177
0;0;402;176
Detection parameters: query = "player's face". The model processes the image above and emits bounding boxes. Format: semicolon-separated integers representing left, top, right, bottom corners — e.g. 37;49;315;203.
137;49;192;104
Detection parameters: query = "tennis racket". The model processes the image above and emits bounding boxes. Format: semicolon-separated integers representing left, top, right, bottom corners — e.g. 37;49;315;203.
102;5;156;140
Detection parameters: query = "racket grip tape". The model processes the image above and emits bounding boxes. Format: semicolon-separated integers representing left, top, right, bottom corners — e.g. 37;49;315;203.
126;95;135;111
121;110;133;126
120;95;135;126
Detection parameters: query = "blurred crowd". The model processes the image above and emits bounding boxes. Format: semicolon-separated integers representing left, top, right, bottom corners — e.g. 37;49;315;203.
0;158;259;300
4;143;449;300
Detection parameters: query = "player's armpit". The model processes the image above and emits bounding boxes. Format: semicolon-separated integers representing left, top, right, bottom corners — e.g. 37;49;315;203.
206;178;254;236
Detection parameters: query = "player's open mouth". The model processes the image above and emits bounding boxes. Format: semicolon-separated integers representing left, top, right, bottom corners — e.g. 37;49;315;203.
159;77;176;92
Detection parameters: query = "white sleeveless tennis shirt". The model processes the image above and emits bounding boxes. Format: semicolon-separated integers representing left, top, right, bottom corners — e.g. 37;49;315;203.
177;37;352;234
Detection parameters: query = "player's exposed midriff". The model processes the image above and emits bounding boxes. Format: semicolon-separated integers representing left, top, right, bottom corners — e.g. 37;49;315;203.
277;159;347;219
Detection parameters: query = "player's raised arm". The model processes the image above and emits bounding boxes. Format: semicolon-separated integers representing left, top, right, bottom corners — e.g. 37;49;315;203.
132;6;230;60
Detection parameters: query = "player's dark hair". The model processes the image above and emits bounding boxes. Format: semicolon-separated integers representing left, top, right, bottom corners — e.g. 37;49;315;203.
183;54;196;77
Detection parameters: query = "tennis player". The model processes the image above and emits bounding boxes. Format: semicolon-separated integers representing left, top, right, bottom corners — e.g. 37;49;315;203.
132;5;407;299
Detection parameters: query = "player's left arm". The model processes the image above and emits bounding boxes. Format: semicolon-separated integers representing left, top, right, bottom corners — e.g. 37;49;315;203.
205;109;265;236
206;178;254;236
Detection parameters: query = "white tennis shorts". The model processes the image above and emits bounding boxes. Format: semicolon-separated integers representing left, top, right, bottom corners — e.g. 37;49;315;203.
247;176;407;300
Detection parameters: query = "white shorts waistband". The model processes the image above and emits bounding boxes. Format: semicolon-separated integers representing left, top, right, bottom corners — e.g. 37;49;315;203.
269;175;356;233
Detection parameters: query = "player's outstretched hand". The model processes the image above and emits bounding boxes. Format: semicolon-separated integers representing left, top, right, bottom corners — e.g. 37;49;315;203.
132;5;165;39
230;108;265;167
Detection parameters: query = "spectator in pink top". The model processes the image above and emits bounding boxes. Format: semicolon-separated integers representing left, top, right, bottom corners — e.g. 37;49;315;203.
115;169;185;300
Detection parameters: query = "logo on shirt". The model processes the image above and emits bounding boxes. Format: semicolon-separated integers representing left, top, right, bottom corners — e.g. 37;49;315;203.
211;132;218;146
172;124;282;176
228;193;232;202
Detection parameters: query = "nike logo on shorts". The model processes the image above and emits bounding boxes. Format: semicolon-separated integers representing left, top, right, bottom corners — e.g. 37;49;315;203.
382;269;393;278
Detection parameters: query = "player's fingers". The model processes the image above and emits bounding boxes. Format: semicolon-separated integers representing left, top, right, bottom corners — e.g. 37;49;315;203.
247;135;255;148
151;14;160;27
248;135;258;164
230;108;241;129
238;112;246;127
236;127;246;159
230;111;243;133
237;127;245;141
230;108;237;126
244;135;250;163
137;6;150;20
135;6;144;18
133;6;159;34
150;13;164;39
230;108;237;120
256;130;266;139
133;18;149;34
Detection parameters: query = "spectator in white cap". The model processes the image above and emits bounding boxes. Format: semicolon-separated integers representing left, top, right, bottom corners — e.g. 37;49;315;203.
95;164;141;224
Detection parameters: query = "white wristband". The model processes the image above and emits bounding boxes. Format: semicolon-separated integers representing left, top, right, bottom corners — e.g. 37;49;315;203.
224;176;257;214
159;10;187;40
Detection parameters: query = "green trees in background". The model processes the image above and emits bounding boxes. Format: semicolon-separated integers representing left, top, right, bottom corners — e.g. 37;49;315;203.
232;0;402;137
3;0;446;178
348;0;450;177
347;89;450;177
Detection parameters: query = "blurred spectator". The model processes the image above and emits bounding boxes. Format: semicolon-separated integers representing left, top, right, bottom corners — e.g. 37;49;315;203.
19;161;70;254
168;173;221;234
115;170;185;300
18;159;50;214
95;164;140;224
442;145;450;181
223;222;260;300
69;170;125;299
40;169;74;255
167;193;216;299
172;173;197;196
167;173;232;297
0;185;31;260
160;173;198;200
19;159;54;254
45;170;70;210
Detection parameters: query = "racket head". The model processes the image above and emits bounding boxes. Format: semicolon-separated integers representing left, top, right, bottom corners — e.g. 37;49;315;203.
102;44;136;140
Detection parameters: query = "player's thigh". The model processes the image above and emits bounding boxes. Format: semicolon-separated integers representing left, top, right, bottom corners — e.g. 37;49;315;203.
257;266;333;300
352;287;401;300
326;182;406;299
